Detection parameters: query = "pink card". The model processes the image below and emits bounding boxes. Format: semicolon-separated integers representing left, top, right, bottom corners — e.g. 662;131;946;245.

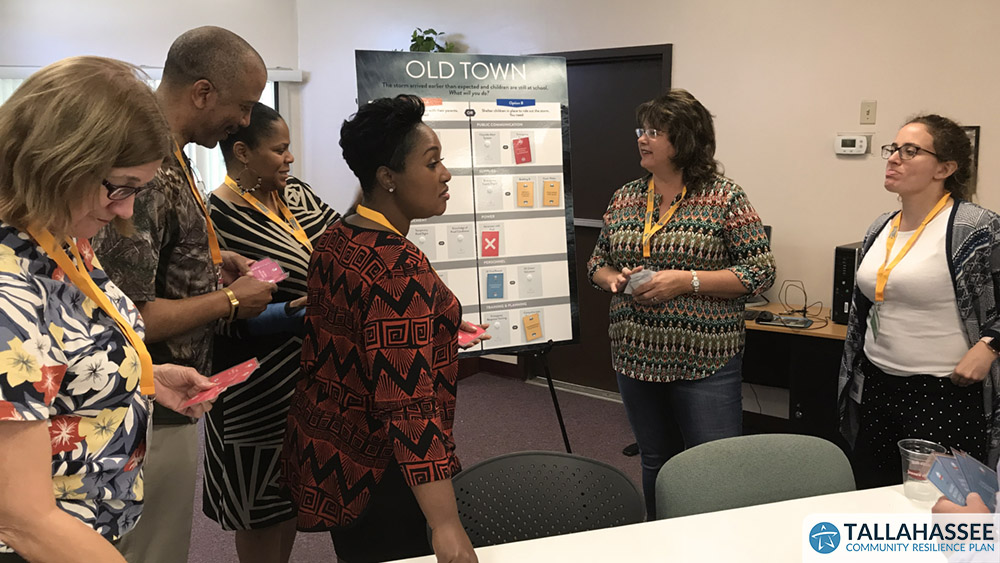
180;358;259;408
458;325;487;347
250;258;288;283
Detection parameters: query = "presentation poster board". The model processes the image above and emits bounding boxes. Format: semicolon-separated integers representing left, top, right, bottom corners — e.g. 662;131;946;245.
355;50;579;354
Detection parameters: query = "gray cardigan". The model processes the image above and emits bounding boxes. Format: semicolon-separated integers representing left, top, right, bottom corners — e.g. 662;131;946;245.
838;199;1000;465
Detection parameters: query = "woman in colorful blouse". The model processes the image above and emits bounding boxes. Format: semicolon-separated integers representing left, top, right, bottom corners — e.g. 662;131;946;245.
282;95;479;563
0;57;215;562
838;115;1000;487
204;102;340;563
588;89;775;518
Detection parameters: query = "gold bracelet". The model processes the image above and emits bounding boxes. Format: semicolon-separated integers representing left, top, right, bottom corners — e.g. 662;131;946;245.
222;288;240;322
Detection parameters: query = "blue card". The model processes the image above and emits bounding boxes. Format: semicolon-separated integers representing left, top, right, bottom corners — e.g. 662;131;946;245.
953;449;998;511
939;455;971;496
928;456;969;505
486;272;504;299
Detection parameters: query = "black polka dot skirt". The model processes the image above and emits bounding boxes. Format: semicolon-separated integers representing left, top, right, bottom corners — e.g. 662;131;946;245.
852;353;988;489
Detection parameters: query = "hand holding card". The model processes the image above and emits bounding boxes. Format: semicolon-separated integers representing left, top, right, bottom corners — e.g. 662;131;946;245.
458;324;488;348
180;358;259;408
927;449;999;511
624;269;654;295
250;258;289;284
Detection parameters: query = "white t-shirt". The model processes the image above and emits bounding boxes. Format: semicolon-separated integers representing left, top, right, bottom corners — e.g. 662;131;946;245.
856;209;969;377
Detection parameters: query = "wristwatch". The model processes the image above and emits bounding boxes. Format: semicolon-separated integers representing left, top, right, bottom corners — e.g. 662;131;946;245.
690;270;700;294
980;336;1000;355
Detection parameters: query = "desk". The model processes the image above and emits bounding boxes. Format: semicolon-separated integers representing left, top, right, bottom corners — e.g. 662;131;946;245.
743;303;847;441
390;485;925;562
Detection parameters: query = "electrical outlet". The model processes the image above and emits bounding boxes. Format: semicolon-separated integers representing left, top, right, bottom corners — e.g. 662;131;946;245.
860;100;877;125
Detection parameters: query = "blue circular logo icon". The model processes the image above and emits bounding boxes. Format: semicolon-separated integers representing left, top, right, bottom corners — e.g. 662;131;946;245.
809;522;841;554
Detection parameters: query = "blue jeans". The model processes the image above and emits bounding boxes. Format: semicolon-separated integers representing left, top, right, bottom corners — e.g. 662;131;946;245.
617;353;743;519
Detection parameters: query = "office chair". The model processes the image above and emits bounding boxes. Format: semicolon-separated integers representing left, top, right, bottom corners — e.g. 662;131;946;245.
449;450;644;547
654;433;855;519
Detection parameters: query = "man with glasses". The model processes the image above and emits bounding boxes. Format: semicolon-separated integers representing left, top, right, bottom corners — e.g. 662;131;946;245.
92;26;276;563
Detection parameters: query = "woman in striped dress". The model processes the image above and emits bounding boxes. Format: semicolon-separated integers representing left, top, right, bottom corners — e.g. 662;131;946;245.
204;102;340;563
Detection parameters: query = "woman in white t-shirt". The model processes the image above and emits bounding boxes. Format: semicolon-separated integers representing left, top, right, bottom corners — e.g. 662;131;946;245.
838;114;1000;489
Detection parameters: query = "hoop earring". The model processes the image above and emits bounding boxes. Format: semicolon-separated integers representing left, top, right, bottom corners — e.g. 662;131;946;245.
236;163;262;194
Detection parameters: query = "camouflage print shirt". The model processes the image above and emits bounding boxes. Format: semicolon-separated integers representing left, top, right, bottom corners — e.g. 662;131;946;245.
92;154;217;425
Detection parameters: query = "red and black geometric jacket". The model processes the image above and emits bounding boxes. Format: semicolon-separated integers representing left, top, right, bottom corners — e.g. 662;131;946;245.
282;220;462;530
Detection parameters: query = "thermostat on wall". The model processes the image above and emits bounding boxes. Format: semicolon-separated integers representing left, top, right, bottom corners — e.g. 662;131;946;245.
834;135;868;155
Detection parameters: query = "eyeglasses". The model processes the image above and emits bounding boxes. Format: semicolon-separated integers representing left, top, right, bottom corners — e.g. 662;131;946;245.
101;179;155;201
881;143;939;161
635;128;664;139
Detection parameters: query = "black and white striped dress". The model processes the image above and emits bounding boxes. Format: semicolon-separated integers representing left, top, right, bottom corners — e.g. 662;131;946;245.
203;177;340;530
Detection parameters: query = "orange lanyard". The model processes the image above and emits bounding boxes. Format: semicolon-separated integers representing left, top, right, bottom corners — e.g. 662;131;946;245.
224;176;313;252
356;204;404;236
874;193;951;303
642;177;686;258
27;227;155;396
173;141;223;269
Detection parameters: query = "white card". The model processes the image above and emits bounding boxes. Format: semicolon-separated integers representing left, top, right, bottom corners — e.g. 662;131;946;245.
624;269;654;294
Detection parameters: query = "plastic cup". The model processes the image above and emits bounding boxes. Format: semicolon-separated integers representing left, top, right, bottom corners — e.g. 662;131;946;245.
898;438;947;502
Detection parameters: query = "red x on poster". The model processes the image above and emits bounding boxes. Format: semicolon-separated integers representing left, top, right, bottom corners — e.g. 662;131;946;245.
481;231;499;257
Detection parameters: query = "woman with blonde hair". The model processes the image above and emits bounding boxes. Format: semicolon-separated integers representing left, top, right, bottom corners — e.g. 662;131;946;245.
0;56;215;562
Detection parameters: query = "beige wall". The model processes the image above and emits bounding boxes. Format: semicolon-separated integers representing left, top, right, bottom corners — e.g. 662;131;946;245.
296;0;1000;306
0;0;298;69
2;0;996;306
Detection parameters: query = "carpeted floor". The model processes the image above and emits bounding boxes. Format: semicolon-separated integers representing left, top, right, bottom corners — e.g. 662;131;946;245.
188;372;637;562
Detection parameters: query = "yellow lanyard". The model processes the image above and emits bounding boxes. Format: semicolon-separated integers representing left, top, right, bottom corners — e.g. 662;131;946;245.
173;141;223;269
224;176;313;253
874;193;952;303
642;178;686;258
27;227;155;396
356;204;404;236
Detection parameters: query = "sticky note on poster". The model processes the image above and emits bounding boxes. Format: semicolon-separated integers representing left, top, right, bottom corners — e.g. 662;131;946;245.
516;180;534;207
522;312;543;342
543;179;560;207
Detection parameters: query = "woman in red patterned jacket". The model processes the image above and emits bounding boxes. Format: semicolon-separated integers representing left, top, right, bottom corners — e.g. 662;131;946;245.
282;95;480;563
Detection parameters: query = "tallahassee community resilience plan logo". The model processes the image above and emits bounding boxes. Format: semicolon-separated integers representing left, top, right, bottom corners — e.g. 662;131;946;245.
803;514;1000;562
810;522;841;554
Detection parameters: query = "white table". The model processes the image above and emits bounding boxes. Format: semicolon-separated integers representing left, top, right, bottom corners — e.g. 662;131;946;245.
391;486;929;562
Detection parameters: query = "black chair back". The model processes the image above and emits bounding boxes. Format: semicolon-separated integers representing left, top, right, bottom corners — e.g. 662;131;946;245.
450;450;644;547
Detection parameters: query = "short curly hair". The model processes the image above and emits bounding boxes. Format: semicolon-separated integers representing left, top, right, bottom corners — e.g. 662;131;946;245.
340;94;426;195
636;89;721;189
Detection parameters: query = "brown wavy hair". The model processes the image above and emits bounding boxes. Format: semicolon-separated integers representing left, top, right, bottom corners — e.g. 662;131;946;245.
636;89;722;189
906;114;976;200
0;56;170;238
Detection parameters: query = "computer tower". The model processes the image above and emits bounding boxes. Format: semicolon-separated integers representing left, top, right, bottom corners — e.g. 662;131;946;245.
832;242;863;324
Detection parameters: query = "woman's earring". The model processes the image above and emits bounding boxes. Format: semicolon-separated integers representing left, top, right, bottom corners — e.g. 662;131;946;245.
236;163;259;194
388;185;396;193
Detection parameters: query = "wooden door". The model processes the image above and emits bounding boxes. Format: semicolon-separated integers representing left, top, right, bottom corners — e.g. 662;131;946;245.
540;45;672;391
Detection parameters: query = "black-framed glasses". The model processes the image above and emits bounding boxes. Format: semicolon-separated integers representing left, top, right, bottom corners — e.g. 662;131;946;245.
102;179;155;201
881;143;939;161
635;128;664;139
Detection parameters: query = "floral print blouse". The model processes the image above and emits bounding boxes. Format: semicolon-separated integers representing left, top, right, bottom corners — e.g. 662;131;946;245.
0;222;149;552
